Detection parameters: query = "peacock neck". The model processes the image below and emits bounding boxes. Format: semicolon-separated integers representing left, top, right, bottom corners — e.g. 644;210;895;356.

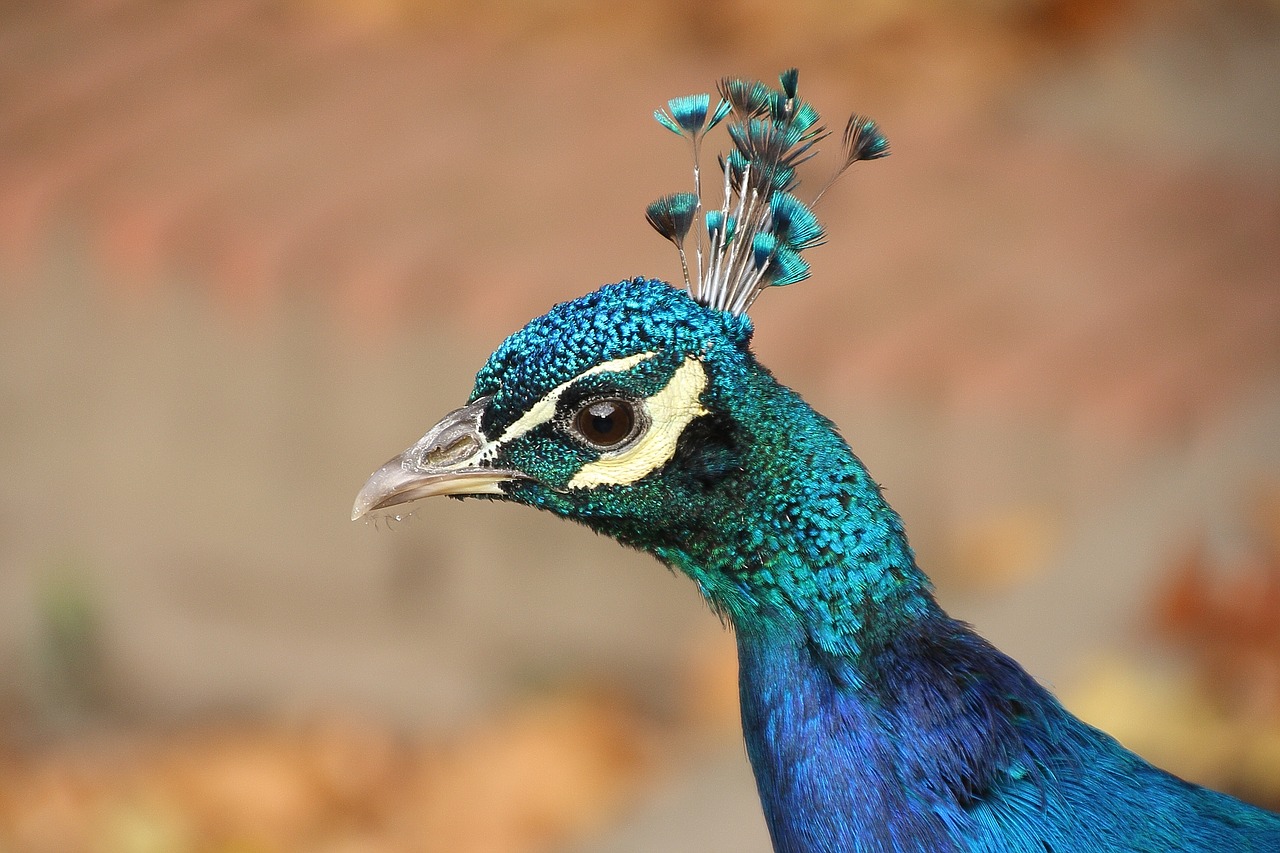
685;366;1058;850
660;360;941;669
646;358;1076;850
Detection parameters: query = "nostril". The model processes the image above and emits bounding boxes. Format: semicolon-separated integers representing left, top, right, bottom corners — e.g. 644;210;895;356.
423;434;479;468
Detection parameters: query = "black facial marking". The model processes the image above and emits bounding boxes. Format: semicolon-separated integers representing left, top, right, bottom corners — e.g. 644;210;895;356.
672;410;741;489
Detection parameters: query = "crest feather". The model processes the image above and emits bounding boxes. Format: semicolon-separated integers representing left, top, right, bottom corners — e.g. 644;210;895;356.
644;68;888;316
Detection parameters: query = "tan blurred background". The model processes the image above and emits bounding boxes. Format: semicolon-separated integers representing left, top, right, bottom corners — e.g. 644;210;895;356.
1;0;1279;850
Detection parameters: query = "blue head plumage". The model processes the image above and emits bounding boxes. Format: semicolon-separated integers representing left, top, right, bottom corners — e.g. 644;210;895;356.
471;277;751;439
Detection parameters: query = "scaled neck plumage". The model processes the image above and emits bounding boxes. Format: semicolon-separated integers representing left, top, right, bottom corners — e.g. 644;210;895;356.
655;358;940;673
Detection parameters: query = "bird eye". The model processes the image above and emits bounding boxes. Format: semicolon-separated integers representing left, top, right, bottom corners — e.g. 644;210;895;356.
573;398;640;449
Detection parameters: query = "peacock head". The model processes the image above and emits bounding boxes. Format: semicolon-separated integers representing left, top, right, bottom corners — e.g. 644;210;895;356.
353;70;888;558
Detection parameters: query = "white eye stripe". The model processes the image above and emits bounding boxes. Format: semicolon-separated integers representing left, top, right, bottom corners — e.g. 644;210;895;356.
490;352;656;448
568;356;708;490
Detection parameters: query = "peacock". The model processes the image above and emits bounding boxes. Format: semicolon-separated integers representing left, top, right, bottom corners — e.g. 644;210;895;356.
353;70;1280;852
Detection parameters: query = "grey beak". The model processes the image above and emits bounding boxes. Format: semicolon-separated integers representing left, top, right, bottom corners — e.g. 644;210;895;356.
351;395;524;521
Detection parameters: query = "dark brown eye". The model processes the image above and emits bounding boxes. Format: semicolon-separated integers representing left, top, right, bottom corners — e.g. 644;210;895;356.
574;399;637;449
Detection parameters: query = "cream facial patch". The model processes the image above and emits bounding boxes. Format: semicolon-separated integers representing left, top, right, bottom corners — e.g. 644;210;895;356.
568;356;708;489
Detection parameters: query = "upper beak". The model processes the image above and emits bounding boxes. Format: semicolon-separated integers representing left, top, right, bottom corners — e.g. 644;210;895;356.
351;395;524;521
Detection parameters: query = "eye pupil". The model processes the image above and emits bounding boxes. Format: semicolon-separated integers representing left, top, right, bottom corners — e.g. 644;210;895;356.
575;399;635;448
590;411;615;434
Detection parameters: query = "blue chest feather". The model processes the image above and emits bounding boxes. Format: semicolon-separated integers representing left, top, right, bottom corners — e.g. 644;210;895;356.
736;616;1280;852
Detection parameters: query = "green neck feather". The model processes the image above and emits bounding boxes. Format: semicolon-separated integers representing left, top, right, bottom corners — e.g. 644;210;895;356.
654;360;939;663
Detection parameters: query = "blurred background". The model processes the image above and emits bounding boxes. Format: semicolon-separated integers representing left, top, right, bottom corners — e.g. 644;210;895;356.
1;0;1279;850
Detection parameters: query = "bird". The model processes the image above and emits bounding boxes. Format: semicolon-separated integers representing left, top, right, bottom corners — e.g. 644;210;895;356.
353;70;1280;852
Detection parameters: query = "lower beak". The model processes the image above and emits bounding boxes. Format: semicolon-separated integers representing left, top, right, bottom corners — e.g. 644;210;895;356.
351;396;524;521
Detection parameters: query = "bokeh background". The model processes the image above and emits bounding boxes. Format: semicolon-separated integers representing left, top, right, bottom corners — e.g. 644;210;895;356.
2;0;1279;850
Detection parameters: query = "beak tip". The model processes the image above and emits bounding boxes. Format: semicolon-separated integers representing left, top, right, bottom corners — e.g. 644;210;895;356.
351;477;387;522
351;467;392;522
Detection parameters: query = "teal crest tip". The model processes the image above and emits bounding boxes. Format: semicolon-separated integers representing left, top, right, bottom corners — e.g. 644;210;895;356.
646;68;889;316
